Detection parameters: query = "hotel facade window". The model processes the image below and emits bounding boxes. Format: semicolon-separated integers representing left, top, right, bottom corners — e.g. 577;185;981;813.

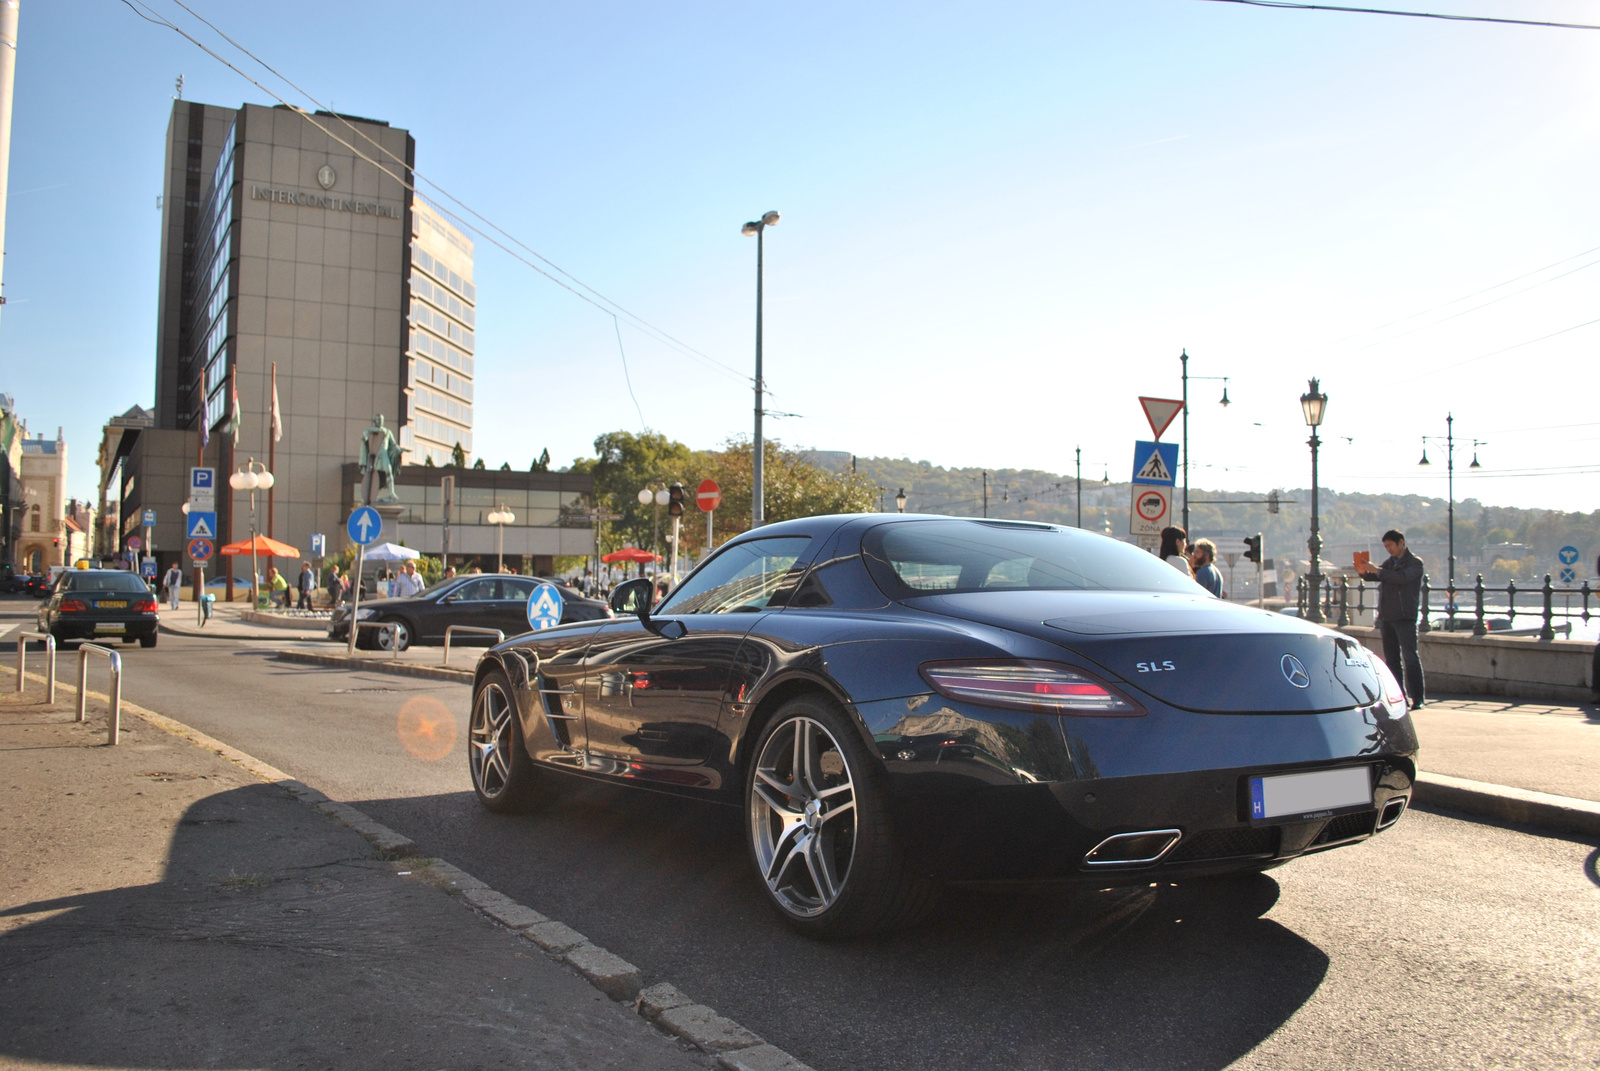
402;199;477;467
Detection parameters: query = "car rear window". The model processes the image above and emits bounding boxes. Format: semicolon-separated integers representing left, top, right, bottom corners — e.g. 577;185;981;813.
58;572;150;593
863;520;1200;597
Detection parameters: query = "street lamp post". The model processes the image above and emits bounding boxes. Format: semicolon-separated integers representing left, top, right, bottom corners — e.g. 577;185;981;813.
1178;349;1230;533
895;488;907;513
1419;415;1482;588
486;504;514;573
1299;379;1328;624
229;459;274;608
741;210;779;528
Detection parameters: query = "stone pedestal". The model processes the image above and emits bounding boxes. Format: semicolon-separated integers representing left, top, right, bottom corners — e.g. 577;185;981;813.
375;503;403;545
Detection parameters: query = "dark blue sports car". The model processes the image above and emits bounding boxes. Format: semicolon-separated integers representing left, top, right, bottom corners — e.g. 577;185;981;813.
469;515;1418;936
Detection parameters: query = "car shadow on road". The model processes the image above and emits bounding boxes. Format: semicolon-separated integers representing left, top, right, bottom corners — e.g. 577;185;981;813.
357;777;1331;1071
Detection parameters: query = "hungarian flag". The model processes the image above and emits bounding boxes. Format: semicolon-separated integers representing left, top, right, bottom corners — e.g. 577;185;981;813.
271;376;282;443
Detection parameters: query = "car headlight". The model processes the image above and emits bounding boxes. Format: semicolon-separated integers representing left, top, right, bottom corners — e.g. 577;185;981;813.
355;608;377;620
920;660;1146;717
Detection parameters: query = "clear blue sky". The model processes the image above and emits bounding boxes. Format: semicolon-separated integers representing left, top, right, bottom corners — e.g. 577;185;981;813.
5;0;1598;513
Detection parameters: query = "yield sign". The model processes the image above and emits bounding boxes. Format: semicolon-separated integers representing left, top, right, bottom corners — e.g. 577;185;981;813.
1138;397;1185;440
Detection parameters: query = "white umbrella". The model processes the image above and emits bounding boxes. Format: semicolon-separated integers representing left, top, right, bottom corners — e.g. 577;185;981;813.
362;542;421;562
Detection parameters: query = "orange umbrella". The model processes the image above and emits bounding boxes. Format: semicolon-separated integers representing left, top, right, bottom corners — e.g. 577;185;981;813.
219;534;301;558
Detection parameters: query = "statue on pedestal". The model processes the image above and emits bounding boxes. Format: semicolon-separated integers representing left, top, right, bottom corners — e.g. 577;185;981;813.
358;414;403;505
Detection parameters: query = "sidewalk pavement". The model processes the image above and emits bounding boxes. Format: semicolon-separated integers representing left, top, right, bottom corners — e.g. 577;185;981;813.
0;670;729;1071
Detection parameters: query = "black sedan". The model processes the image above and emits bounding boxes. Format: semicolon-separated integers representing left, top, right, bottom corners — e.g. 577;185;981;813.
467;515;1418;937
39;569;160;647
328;574;611;651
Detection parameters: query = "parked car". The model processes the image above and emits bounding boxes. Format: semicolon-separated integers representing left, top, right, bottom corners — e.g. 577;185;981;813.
328;574;611;651
38;569;160;647
466;514;1419;937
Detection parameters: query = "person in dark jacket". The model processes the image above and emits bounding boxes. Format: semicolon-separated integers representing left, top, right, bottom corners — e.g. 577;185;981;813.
1358;528;1425;709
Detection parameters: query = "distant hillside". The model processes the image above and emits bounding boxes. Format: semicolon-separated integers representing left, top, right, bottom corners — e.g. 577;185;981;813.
812;454;1600;581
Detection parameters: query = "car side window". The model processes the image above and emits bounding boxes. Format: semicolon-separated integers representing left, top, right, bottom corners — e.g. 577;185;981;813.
453;578;499;601
501;578;536;601
656;537;811;615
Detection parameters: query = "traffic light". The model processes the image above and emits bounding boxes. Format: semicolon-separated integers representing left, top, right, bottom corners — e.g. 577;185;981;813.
667;482;685;518
1243;534;1261;564
1267;490;1280;515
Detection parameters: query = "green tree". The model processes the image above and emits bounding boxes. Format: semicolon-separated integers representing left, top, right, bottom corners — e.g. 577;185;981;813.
499;462;511;471
694;437;877;552
423;455;435;468
472;457;486;470
569;430;697;555
531;448;551;473
450;442;467;468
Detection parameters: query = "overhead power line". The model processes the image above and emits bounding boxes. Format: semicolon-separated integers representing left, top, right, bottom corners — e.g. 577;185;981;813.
1195;0;1600;31
121;0;752;387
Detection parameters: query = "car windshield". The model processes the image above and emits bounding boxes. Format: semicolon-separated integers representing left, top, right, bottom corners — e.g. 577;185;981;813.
863;520;1201;597
58;572;150;593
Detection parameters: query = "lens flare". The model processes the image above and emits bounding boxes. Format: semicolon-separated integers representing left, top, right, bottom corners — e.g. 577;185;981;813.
397;696;457;761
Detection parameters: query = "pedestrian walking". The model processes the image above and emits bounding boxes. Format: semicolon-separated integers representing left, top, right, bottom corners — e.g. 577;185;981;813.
391;560;424;598
1158;526;1193;576
326;563;346;606
162;562;183;610
1190;538;1224;598
297;561;315;610
1357;528;1426;710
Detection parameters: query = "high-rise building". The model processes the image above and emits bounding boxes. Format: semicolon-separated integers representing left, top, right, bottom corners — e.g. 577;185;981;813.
110;100;590;581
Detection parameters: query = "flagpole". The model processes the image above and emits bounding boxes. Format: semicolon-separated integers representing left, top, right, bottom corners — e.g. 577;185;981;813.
268;362;277;539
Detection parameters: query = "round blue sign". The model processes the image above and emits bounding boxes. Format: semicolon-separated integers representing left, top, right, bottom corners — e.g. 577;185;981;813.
1558;545;1580;567
347;506;383;547
527;582;564;630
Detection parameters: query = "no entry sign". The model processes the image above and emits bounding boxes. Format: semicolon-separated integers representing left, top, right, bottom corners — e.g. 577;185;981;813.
697;479;721;512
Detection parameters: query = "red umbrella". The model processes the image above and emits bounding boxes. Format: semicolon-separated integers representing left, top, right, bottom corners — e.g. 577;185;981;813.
601;547;661;564
219;535;301;557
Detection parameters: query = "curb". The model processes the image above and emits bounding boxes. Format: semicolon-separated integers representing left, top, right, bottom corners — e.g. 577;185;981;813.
274;649;474;684
4;662;815;1070
1413;772;1600;838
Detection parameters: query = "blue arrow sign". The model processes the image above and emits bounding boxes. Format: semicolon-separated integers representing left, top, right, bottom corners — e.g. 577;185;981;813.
185;511;217;539
527;582;564;631
347;506;382;547
1558;545;1579;566
1131;441;1179;486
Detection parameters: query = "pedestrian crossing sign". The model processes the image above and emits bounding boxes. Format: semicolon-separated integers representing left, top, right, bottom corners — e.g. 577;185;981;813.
1131;441;1178;486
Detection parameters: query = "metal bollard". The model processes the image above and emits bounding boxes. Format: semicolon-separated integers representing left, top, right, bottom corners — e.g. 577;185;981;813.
1472;574;1488;637
443;625;505;666
1419;574;1432;634
16;631;57;704
1540;574;1556;641
76;643;124;746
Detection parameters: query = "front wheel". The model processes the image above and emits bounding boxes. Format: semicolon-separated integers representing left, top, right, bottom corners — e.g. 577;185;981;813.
469;667;552;813
745;695;938;938
375;618;412;652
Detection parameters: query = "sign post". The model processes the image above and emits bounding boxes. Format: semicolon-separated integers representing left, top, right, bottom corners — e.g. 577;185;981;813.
188;537;213;625
345;506;383;656
1558;545;1581;586
697;479;721;555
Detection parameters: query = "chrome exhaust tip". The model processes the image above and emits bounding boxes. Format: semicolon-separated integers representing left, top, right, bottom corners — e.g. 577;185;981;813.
1376;794;1409;831
1083;829;1182;868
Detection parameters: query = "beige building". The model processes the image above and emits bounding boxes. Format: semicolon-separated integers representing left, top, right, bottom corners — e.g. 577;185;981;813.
15;427;66;572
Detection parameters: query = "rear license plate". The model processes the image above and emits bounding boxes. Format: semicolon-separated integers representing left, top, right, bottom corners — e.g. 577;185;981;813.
94;623;126;633
97;601;127;609
1250;767;1370;821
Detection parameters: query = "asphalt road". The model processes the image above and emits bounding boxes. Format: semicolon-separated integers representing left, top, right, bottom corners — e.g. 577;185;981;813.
12;606;1599;1071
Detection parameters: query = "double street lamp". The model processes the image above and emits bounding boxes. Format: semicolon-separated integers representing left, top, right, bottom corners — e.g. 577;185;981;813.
229;459;274;607
1299;379;1328;624
741;210;779;528
486;504;515;574
1179;349;1231;532
1418;414;1482;587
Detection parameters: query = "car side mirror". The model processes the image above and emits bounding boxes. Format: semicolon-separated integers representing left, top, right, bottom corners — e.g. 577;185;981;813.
609;577;653;619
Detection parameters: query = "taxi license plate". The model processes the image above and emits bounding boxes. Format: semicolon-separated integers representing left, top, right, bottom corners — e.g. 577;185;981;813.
1250;766;1370;822
97;600;128;609
94;623;126;634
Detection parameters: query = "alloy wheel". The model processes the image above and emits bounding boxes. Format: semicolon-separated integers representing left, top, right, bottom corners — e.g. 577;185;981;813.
377;619;410;651
749;716;858;918
470;682;514;799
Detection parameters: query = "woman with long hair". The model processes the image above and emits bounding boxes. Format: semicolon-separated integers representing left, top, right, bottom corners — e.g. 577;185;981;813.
1158;525;1193;576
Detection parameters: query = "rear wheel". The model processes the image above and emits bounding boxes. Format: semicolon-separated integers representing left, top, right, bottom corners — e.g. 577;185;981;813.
139;633;157;648
745;694;938;938
469;667;551;812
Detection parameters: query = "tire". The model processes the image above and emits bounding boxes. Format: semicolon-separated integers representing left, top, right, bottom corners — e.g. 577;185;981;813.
121;635;136;644
744;694;939;938
469;667;552;813
139;633;157;648
375;617;412;652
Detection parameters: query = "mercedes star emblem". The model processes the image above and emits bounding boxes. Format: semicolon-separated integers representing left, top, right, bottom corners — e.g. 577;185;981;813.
1281;654;1311;689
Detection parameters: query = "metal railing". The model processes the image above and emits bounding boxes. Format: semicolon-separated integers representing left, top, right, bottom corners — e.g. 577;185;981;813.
77;643;123;746
443;626;504;666
353;620;401;657
1298;573;1594;641
15;631;56;704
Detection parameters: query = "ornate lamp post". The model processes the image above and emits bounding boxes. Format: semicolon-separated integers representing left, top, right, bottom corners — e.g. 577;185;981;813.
1299;379;1328;624
229;459;273;607
895;488;907;513
741;210;780;528
486;504;514;574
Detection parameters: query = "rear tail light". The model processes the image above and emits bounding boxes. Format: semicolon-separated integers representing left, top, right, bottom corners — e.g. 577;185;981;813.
133;599;158;613
920;660;1146;717
1372;657;1407;711
59;598;88;612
